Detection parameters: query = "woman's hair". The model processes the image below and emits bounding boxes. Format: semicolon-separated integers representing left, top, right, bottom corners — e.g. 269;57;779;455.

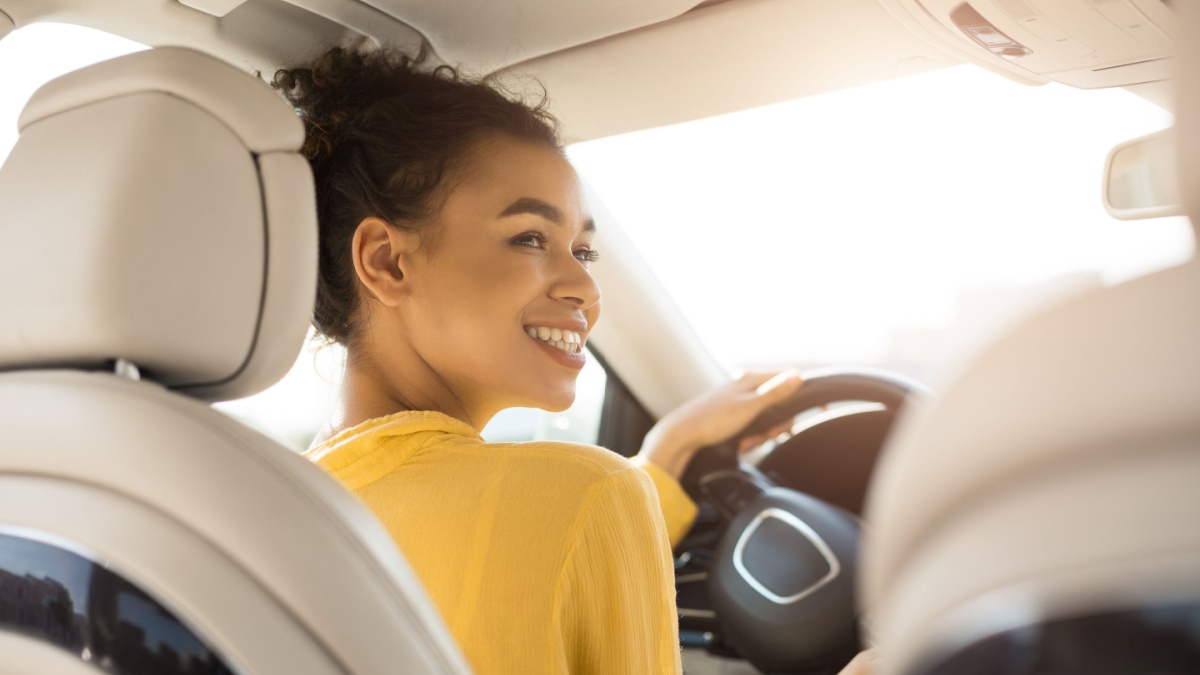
272;47;561;346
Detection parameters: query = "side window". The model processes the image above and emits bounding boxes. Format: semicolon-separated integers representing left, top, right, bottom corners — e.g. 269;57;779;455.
215;335;343;451
0;24;146;162
216;338;610;450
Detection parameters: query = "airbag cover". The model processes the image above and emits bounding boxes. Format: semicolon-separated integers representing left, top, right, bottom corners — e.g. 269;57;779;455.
710;488;861;673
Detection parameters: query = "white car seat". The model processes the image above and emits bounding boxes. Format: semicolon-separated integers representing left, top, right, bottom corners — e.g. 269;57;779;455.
0;47;470;674
861;6;1200;675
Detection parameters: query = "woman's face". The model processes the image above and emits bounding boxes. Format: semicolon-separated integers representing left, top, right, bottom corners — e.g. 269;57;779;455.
399;134;601;420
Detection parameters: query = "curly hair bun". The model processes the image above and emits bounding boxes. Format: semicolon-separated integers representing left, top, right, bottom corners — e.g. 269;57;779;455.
275;48;412;164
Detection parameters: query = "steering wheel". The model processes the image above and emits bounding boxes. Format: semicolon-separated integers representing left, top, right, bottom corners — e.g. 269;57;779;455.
678;368;928;674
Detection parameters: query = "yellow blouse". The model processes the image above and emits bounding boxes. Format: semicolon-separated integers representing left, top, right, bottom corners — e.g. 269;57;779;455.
306;410;699;674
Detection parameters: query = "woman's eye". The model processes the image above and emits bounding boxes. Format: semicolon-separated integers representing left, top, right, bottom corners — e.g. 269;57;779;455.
574;248;601;264
512;232;547;249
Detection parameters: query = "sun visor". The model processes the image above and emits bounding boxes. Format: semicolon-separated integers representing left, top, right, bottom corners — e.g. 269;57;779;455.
879;0;1178;89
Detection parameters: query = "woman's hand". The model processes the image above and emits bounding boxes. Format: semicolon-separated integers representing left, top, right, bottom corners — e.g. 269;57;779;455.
636;370;803;479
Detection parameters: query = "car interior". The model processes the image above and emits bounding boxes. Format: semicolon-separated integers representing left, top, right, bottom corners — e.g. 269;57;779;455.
0;1;1196;674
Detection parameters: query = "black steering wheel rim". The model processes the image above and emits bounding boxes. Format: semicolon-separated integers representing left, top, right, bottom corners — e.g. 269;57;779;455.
681;366;929;500
677;367;929;674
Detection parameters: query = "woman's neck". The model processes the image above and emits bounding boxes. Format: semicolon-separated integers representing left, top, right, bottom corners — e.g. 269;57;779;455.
315;341;492;447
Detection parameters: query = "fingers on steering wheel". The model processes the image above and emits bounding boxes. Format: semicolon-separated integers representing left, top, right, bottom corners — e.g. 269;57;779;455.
735;369;793;390
752;370;803;399
737;419;795;455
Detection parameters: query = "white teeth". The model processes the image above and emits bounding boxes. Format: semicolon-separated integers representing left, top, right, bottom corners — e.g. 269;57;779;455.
525;326;584;354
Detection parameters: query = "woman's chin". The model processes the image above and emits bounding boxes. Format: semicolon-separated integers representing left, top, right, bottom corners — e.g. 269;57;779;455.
528;387;576;413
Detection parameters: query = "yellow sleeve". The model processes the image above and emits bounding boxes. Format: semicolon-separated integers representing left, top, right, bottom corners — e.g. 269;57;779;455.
554;468;683;674
632;455;698;548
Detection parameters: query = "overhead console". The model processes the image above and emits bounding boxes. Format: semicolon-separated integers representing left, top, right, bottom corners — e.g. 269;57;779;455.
877;0;1178;88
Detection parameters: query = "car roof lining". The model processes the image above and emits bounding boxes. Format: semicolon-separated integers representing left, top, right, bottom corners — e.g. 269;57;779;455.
359;0;706;69
0;0;963;143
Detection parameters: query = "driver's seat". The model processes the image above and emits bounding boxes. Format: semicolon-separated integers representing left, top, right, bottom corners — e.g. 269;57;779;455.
0;46;470;674
861;6;1200;675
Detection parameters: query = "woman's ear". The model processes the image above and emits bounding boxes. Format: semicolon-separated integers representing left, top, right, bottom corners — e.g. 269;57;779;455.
351;216;421;307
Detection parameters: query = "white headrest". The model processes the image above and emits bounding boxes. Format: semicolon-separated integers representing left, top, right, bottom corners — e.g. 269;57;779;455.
1178;1;1200;235
0;47;317;402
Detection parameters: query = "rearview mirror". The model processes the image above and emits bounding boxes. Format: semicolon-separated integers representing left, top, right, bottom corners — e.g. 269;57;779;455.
1103;128;1183;220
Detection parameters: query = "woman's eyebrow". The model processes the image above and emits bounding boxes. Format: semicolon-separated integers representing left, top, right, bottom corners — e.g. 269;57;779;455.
500;197;596;232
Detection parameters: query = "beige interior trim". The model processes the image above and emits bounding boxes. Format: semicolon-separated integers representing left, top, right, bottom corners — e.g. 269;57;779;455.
510;0;960;143
281;0;425;53
20;46;302;151
361;0;701;69
0;0;962;144
0;0;358;78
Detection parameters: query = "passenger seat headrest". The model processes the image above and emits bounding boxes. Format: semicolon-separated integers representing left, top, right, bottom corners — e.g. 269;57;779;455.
0;46;317;402
1178;1;1200;234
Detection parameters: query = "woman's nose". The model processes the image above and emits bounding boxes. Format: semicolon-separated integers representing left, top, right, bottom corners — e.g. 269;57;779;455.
552;255;601;309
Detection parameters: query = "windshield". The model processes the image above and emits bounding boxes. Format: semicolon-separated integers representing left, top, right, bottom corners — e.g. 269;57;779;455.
567;65;1192;383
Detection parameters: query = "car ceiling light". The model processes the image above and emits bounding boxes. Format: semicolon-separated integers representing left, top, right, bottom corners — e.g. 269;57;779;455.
879;0;1179;90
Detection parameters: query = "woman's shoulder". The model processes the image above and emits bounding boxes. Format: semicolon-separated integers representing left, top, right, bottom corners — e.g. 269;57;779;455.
494;439;655;496
504;439;638;475
512;443;664;536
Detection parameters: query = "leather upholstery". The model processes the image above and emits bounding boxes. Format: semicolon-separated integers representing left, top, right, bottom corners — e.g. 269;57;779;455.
0;46;313;402
0;47;472;673
0;370;472;673
862;6;1200;673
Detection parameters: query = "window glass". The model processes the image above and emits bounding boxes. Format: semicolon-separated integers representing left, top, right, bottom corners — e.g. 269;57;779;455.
567;65;1193;384
215;335;344;451
216;337;608;451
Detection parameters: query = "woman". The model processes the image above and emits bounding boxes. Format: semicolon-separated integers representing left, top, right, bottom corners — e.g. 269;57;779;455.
274;47;804;673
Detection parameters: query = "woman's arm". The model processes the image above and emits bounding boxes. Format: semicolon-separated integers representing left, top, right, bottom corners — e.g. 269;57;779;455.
554;467;683;674
634;370;804;546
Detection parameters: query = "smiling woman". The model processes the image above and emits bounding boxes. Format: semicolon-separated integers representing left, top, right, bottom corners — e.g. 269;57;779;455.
331;133;600;425
266;45;821;674
272;46;692;674
270;51;595;433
